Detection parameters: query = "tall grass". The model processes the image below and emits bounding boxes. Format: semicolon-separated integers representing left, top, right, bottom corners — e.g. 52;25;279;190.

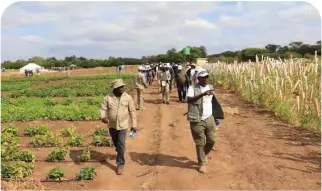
206;57;321;131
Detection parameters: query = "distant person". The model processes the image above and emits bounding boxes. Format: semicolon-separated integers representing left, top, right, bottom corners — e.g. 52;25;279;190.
175;65;188;103
148;69;154;86
186;69;216;174
185;65;191;91
151;69;155;83
133;66;148;110
99;79;137;175
187;63;196;85
168;63;175;92
160;64;171;104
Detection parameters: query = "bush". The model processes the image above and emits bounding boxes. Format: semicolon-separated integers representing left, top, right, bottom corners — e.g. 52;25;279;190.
59;126;76;137
92;128;109;136
1;162;34;178
76;167;96;180
12;150;35;162
67;136;84;147
79;149;90;162
46;147;69;162
30;133;64;147
91;135;113;147
1;145;20;162
47;167;65;181
1;133;20;146
1;124;18;136
24;125;49;136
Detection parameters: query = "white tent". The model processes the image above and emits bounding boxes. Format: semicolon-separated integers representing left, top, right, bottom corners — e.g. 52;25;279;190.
19;63;45;73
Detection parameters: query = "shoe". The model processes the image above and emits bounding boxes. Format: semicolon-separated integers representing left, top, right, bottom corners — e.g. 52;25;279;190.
198;165;206;174
116;167;124;175
166;102;170;105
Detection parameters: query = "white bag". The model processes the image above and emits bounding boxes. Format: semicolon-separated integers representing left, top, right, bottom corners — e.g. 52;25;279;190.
161;81;166;86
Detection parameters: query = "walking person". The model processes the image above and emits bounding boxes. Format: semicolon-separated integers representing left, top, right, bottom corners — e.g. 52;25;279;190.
99;79;137;175
157;64;162;93
133;66;148;110
168;63;175;92
175;65;188;103
160;64;171;104
148;69;153;86
186;69;216;174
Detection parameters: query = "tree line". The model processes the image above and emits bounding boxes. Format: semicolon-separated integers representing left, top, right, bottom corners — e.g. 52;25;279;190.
2;41;321;69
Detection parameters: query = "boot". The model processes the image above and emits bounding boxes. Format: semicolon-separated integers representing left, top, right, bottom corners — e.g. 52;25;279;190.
116;166;124;175
198;165;206;174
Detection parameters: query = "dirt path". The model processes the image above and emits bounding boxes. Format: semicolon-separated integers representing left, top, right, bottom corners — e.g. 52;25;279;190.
3;83;321;190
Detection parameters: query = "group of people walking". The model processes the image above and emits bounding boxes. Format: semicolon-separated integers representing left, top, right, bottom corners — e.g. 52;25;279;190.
99;62;224;175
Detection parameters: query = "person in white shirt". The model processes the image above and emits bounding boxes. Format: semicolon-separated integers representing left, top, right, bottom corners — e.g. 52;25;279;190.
186;69;215;174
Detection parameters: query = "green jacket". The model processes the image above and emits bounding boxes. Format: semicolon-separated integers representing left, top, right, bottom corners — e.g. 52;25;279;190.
187;83;214;122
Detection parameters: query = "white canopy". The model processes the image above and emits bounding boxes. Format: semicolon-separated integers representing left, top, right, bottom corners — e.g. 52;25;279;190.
19;63;45;73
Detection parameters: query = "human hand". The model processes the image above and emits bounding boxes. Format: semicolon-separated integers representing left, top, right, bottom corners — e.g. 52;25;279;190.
130;127;137;132
203;90;213;96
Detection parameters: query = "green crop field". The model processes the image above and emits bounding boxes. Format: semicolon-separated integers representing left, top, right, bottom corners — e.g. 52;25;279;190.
1;73;134;180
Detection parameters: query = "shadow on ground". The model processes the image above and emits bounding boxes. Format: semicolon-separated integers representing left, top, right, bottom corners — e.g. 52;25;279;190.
129;152;197;170
69;149;116;171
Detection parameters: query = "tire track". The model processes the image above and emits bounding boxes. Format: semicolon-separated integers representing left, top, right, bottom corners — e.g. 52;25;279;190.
138;86;162;190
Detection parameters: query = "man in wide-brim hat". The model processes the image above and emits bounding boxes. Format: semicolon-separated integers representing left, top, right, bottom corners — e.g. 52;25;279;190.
160;64;171;104
99;79;137;175
133;66;148;110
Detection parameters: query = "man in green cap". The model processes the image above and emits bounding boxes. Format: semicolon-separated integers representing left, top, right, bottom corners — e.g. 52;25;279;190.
99;79;137;175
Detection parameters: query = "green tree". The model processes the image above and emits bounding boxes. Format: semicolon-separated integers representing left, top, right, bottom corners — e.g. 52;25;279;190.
265;44;280;52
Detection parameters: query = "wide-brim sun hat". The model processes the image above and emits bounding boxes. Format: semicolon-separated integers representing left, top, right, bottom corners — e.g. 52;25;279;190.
111;79;126;89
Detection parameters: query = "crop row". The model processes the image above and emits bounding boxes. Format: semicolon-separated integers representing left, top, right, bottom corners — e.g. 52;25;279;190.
7;78;133;98
2;97;103;122
1;125;110;179
2;73;133;83
1;82;36;92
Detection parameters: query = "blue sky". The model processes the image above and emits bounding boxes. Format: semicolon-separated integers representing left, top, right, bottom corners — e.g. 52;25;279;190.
1;1;321;61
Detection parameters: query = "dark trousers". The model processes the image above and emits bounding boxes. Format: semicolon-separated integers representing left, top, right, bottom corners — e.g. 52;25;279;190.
169;79;173;91
109;128;127;168
177;84;186;101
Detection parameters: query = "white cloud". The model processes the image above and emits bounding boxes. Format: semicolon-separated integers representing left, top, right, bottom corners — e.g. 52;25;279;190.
1;1;320;61
20;35;44;43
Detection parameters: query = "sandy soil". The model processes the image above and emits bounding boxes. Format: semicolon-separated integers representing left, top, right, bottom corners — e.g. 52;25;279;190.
1;82;321;190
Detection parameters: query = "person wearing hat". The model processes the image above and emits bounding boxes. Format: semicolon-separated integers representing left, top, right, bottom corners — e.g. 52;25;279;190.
168;63;175;92
99;79;137;175
186;69;216;174
187;63;197;85
160;64;171;104
148;67;154;86
192;67;205;85
157;63;163;93
133;66;148;110
175;65;188;103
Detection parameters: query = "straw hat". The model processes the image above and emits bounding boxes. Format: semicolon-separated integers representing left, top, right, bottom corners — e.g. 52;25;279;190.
111;79;126;89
